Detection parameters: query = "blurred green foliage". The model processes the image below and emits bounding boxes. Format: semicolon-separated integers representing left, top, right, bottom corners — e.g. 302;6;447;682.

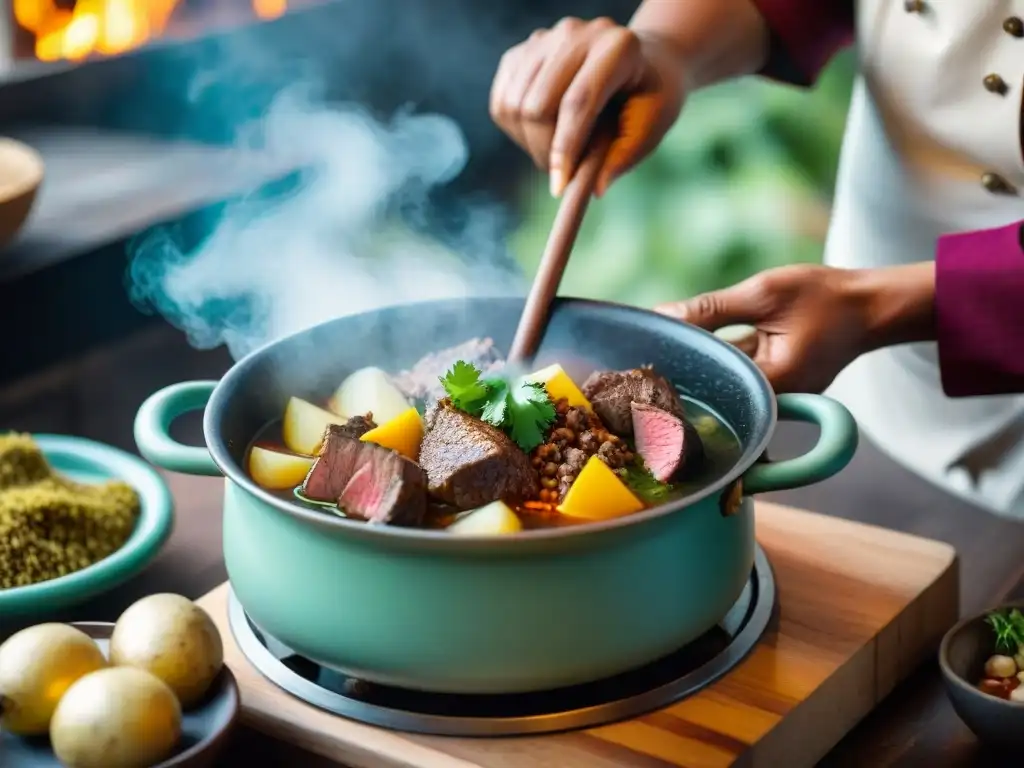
511;50;857;306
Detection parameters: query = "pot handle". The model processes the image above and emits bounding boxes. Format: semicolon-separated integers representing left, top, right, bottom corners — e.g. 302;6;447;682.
741;393;857;495
134;381;221;476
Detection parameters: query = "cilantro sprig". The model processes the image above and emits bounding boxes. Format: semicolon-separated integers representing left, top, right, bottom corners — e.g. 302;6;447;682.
440;361;556;452
986;608;1024;654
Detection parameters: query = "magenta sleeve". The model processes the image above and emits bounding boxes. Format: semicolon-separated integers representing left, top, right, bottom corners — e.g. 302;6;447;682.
749;0;855;85
937;221;1024;398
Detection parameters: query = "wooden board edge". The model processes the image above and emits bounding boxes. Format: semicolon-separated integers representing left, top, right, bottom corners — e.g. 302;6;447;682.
756;502;961;562
749;543;960;768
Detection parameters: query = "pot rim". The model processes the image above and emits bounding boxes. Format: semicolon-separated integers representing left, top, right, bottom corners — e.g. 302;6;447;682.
203;296;776;545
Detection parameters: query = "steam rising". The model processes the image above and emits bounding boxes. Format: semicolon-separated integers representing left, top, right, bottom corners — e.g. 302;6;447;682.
128;64;525;360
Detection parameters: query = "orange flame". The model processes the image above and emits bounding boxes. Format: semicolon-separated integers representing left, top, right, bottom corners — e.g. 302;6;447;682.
15;0;290;62
253;0;288;20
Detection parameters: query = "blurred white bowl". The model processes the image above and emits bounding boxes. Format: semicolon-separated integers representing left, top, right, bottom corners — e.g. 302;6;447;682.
0;137;43;252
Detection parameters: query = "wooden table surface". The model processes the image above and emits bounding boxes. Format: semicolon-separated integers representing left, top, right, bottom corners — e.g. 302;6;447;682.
3;324;1024;767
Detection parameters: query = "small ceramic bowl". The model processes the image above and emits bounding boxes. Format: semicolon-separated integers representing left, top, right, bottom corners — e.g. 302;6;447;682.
0;622;239;767
0;138;43;251
940;602;1024;747
0;434;175;622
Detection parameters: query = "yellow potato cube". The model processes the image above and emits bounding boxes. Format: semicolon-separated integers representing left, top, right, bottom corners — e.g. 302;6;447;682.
448;501;523;535
248;446;315;490
360;407;424;461
282;397;346;455
526;364;591;410
557;455;645;521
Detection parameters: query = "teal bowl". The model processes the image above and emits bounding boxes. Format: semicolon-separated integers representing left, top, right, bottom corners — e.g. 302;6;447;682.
134;297;857;694
0;434;174;621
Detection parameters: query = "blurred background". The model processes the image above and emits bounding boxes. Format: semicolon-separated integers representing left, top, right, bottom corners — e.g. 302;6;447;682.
512;51;856;306
0;0;857;379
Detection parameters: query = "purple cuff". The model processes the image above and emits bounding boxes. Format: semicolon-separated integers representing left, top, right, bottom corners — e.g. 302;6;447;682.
937;221;1024;398
750;0;855;85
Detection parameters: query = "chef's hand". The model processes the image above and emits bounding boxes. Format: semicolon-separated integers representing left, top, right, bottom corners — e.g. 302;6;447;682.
656;263;938;393
489;17;687;198
655;265;881;394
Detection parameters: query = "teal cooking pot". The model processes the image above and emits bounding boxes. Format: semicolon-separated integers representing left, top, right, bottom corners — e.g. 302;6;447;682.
134;297;856;694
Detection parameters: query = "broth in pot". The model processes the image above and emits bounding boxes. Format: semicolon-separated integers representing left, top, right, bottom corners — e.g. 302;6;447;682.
244;338;742;535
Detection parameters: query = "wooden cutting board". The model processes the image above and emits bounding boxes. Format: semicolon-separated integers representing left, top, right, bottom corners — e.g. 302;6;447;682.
198;502;959;768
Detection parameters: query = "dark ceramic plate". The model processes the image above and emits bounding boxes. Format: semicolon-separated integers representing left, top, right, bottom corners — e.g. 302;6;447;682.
0;622;238;767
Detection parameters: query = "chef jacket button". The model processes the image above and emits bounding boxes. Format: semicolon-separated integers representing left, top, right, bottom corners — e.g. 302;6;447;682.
983;74;1009;95
1004;16;1024;37
904;0;926;12
981;172;1018;196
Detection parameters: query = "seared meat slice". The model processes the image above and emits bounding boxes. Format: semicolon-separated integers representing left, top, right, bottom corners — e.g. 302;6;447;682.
418;400;539;509
302;424;426;526
335;414;376;439
630;402;704;482
582;367;686;436
336;451;426;526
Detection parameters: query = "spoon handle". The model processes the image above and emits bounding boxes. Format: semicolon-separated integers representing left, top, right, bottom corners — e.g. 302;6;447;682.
507;132;615;365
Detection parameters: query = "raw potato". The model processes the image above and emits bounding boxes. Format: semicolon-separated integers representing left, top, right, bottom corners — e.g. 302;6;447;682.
0;623;107;736
329;367;411;424
448;500;523;535
50;667;181;768
526;364;591;410
282;397;345;455
558;455;645;521
109;594;224;710
248;445;315;489
360;407;424;461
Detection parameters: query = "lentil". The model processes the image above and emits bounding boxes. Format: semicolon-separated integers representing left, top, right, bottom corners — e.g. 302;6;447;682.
527;399;634;505
0;434;141;590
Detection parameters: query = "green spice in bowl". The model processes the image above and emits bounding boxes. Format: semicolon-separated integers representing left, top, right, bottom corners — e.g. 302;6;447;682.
0;433;174;622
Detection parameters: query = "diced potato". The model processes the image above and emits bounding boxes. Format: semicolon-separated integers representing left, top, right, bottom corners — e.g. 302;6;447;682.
525;364;591;410
282;397;346;455
360;407;424;461
248;445;316;490
328;367;411;423
448;501;523;536
557;455;645;521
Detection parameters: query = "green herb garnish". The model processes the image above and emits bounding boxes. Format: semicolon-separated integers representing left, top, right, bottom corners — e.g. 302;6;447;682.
623;459;674;504
985;608;1024;654
440;361;491;413
293;487;344;514
439;361;556;453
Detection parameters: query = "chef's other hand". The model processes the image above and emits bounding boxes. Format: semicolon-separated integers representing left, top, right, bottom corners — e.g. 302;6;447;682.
655;265;875;394
490;17;686;198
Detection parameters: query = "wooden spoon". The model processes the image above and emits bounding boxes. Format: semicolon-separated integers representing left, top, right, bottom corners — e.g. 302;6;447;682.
506;130;615;365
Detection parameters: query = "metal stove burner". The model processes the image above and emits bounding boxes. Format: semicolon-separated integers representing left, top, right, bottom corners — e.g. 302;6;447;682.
228;545;775;737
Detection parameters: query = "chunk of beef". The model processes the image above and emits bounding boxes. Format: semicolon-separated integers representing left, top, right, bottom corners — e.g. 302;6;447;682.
336;414;376;439
582;367;686;436
419;400;539;509
630;402;704;482
392;338;505;404
302;424;426;526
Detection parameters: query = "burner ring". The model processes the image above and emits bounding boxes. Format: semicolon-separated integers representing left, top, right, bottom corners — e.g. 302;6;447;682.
228;545;775;737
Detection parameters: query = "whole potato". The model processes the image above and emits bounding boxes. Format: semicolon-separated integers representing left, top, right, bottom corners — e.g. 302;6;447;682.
51;667;180;768
109;593;223;709
0;623;106;735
